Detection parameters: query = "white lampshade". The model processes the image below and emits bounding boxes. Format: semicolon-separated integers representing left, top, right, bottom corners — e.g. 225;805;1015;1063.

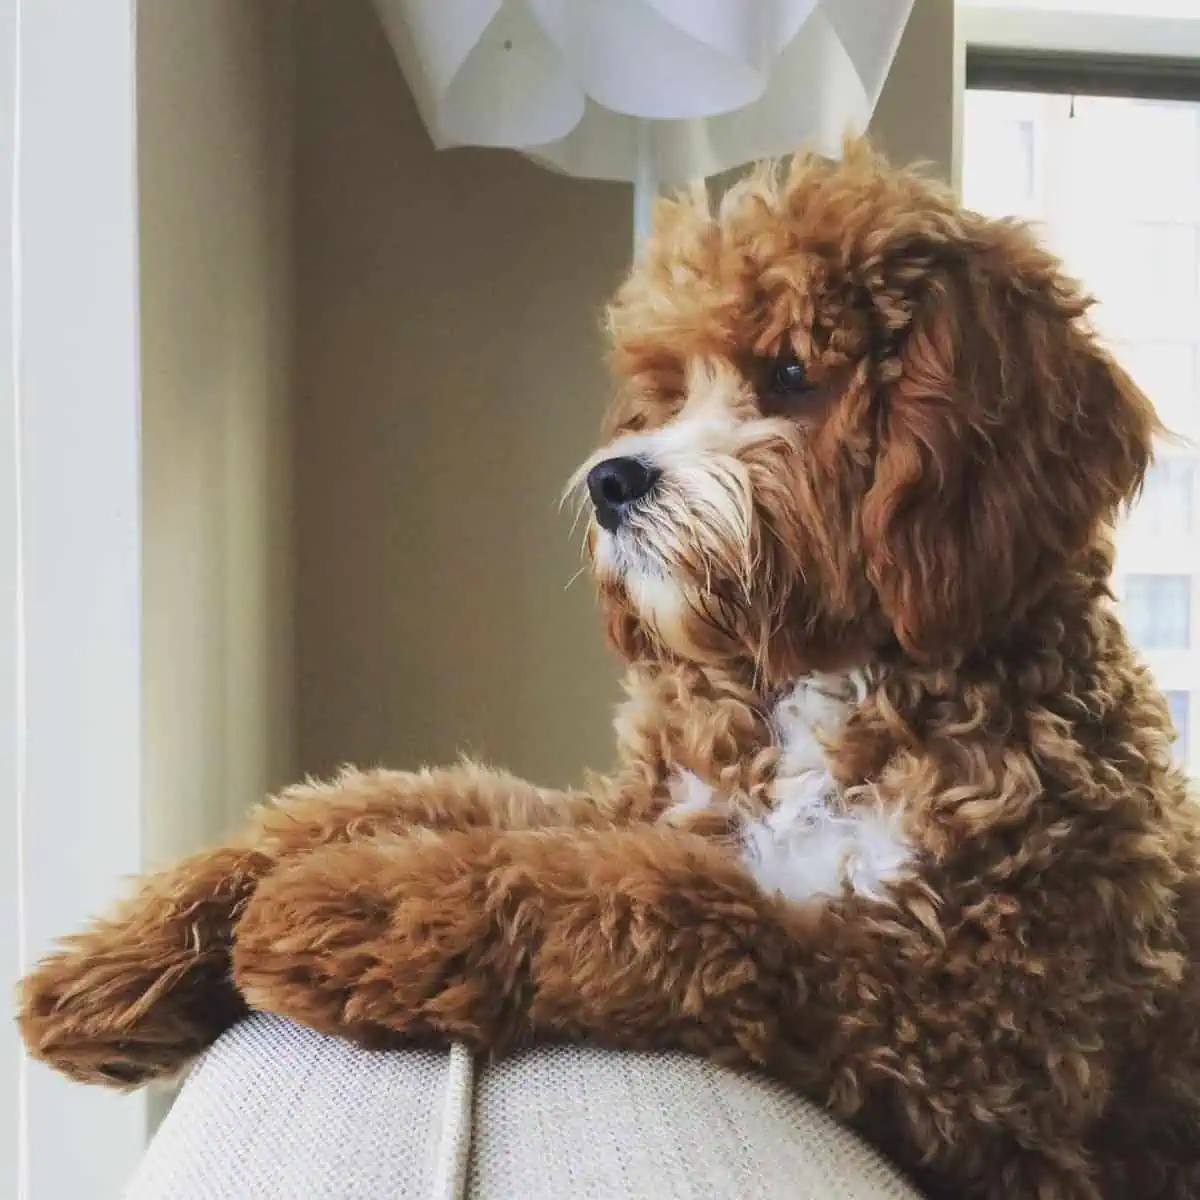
373;0;913;239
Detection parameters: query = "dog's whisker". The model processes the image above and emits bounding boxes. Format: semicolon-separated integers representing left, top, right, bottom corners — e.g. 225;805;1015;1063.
568;496;591;539
559;460;595;511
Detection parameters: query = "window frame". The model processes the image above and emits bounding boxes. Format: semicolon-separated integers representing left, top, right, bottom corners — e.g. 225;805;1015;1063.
966;45;1200;104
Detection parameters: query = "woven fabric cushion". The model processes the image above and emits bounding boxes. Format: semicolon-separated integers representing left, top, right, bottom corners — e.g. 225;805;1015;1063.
126;1013;923;1199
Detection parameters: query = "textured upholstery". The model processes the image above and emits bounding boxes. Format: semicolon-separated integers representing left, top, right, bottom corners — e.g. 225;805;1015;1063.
126;1013;923;1199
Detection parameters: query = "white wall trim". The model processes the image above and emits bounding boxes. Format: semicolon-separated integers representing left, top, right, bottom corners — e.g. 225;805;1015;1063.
2;1;148;1195
1;0;22;1191
959;5;1200;59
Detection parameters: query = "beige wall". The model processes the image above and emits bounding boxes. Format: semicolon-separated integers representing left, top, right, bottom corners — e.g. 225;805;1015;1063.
293;0;629;786
139;1;296;863
869;0;958;184
292;0;956;788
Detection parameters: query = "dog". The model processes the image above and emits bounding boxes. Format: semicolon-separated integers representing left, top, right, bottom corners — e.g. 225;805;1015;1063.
19;140;1200;1199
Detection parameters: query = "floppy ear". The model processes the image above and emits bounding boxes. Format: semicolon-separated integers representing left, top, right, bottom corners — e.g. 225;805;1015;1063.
861;247;1159;663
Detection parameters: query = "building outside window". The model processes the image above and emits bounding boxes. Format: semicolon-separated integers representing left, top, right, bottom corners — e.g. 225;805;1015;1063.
1124;575;1192;652
965;88;1200;771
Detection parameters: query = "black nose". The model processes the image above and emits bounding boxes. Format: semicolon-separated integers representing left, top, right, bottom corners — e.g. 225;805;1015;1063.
586;457;660;532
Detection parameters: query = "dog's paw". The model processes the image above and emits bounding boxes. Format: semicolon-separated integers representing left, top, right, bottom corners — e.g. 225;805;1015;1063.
17;847;267;1087
18;938;242;1088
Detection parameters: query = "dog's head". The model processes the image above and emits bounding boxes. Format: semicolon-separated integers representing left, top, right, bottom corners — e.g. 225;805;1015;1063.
572;141;1159;683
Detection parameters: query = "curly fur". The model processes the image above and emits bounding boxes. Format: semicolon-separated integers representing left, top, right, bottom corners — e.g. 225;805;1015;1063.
17;141;1200;1200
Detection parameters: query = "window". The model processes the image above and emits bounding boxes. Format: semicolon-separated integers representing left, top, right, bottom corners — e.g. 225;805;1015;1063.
1077;227;1200;306
1128;223;1199;300
1124;575;1192;652
961;92;1043;216
1115;342;1196;436
1014;119;1037;202
967;79;1200;778
1108;100;1200;202
1167;691;1192;765
1127;459;1196;539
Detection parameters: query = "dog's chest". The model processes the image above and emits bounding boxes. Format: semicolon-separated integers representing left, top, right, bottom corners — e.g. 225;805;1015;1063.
665;676;911;904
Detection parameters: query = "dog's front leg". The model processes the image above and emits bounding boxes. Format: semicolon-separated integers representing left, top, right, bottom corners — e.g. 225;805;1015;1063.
230;825;813;1065
248;762;617;851
17;765;617;1087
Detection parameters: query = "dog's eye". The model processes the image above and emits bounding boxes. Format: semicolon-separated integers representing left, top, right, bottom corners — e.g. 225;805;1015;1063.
771;356;810;393
760;353;817;415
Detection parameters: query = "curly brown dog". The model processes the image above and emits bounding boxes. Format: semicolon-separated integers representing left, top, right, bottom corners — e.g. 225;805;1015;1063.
18;141;1200;1199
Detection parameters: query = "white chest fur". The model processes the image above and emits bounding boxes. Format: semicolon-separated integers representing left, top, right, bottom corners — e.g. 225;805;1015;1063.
665;675;912;904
